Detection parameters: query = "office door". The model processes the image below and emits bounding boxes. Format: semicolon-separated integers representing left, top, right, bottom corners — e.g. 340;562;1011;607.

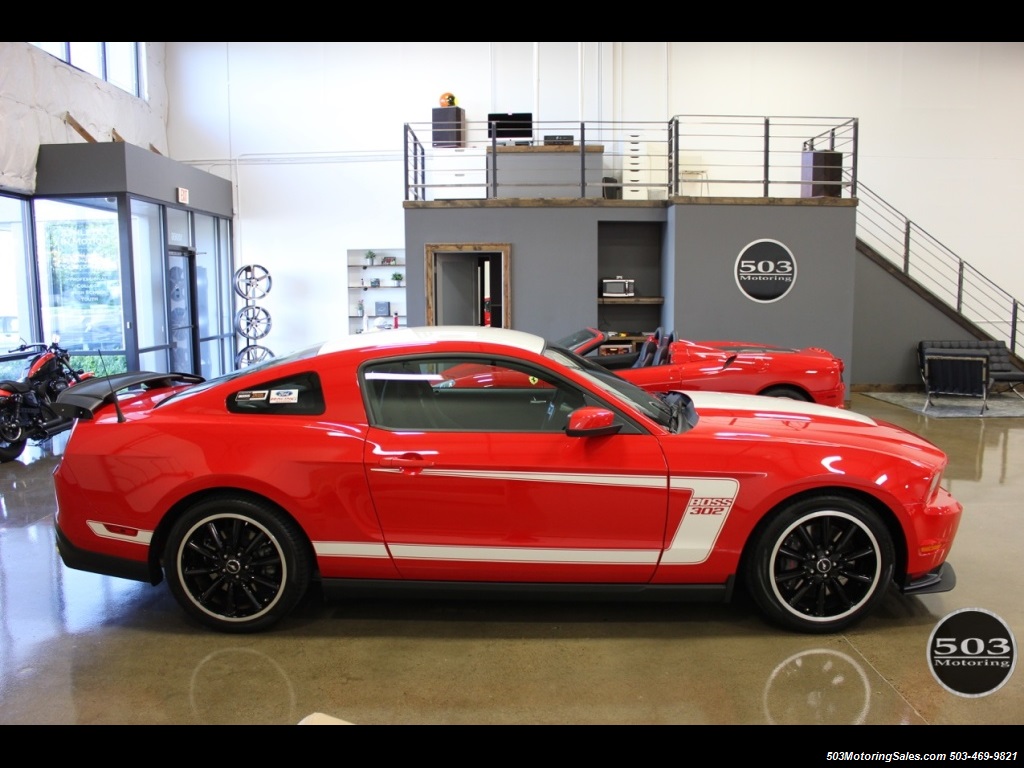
168;250;198;374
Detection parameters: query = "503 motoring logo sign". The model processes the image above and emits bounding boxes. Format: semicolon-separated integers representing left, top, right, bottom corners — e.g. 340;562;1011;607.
734;239;797;303
928;608;1017;697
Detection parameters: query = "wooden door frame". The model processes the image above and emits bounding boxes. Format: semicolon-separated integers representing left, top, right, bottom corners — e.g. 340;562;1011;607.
424;242;511;328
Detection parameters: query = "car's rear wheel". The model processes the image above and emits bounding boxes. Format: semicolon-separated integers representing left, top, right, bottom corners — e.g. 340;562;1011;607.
164;496;312;633
760;385;812;401
745;495;894;633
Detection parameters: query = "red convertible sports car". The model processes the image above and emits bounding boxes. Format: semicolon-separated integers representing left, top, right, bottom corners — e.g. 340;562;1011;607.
557;327;846;407
52;326;959;635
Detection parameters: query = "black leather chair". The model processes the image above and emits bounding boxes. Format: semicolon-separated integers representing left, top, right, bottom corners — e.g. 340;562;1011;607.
918;345;989;414
919;339;1024;400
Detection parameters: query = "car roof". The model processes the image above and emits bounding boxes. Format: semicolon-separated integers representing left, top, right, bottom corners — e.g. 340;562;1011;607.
318;326;548;357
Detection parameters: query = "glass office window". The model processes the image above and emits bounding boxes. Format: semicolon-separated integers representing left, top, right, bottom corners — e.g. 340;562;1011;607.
33;198;124;354
130;199;167;357
194;212;234;378
0;194;32;379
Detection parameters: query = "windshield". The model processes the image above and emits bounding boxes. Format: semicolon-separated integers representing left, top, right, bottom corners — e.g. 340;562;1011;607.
552;328;601;352
543;345;677;428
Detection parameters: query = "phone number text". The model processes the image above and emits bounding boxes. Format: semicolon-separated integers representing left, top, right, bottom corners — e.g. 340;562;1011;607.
826;753;1018;763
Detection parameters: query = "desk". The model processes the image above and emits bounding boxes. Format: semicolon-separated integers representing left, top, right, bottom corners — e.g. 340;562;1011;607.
487;144;604;198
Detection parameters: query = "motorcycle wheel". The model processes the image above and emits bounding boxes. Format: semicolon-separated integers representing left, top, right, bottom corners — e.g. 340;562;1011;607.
0;423;27;462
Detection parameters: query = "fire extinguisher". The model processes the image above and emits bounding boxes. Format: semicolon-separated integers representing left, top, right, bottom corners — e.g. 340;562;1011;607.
393;312;399;329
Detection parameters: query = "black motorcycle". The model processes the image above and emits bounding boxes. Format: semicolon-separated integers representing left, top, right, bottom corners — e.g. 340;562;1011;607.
0;340;94;463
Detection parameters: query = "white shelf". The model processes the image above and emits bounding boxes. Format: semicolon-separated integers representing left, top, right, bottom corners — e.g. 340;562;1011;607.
347;248;406;334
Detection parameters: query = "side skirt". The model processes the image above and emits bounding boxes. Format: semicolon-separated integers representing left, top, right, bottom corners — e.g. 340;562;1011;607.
320;577;735;604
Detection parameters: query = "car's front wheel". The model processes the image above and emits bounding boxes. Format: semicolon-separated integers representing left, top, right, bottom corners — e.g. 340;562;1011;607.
745;495;895;633
164;496;312;633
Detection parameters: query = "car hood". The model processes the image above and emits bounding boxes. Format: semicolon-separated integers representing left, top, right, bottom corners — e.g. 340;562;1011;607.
684;390;944;460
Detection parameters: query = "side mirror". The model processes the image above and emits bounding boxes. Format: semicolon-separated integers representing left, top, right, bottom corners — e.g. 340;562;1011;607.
566;406;622;437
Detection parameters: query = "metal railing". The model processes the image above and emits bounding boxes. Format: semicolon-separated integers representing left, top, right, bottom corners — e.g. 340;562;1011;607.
404;114;1020;358
854;180;1021;358
404;115;858;202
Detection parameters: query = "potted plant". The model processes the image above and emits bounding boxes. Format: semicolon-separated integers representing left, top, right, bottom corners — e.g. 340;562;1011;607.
392;271;404;286
356;299;364;316
364;250;377;266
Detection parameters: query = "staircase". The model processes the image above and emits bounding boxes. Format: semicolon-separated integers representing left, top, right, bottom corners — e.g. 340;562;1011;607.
854;180;1023;365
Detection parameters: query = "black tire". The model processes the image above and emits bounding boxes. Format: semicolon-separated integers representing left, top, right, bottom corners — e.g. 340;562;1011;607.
744;495;895;633
0;437;27;462
0;419;27;463
163;496;312;633
760;385;812;402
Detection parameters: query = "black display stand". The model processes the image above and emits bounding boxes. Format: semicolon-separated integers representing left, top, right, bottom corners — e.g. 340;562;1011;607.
432;106;465;147
801;150;842;197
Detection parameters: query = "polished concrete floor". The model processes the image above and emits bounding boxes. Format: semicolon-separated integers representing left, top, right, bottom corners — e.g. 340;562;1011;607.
1;393;1021;725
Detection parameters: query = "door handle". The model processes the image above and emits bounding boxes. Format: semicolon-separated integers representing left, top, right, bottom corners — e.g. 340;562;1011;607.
380;454;434;468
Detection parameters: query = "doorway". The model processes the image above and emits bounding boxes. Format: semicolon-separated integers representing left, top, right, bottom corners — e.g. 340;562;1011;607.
167;249;197;373
425;243;511;328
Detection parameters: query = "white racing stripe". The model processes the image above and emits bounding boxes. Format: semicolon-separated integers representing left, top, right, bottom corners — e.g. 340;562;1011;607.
317;471;742;568
388;544;659;564
371;467;666;488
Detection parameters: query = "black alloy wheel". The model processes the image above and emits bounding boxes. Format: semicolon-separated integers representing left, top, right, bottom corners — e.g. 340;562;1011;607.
745;495;895;633
164;497;312;633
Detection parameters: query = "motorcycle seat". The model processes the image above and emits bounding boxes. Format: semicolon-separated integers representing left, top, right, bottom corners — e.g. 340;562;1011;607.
0;379;33;394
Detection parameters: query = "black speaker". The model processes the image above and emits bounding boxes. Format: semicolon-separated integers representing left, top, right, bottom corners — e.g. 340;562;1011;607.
801;150;842;197
432;106;465;147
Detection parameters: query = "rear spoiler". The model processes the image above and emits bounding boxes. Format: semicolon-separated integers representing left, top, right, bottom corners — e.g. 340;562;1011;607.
54;371;205;421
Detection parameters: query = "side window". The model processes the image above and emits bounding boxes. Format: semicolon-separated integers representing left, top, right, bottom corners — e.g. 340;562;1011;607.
228;371;325;415
364;357;587;432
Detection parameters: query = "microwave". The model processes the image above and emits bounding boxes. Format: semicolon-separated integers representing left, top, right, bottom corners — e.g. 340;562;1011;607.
602;276;635;297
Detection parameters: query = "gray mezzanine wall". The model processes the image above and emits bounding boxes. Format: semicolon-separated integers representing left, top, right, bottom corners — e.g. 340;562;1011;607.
670;201;857;389
405;198;862;390
852;252;984;388
403;203;653;337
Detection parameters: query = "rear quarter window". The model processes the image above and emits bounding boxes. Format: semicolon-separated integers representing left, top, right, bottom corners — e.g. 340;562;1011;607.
228;371;325;415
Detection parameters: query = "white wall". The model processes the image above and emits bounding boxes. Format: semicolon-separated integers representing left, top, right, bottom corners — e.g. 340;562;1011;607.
0;42;168;191
4;42;1023;357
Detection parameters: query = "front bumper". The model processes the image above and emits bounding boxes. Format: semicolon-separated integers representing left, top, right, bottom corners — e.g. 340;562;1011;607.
900;562;957;596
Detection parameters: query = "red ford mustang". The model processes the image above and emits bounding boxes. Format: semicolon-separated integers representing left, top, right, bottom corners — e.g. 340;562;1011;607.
557;327;846;407
52;326;959;634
